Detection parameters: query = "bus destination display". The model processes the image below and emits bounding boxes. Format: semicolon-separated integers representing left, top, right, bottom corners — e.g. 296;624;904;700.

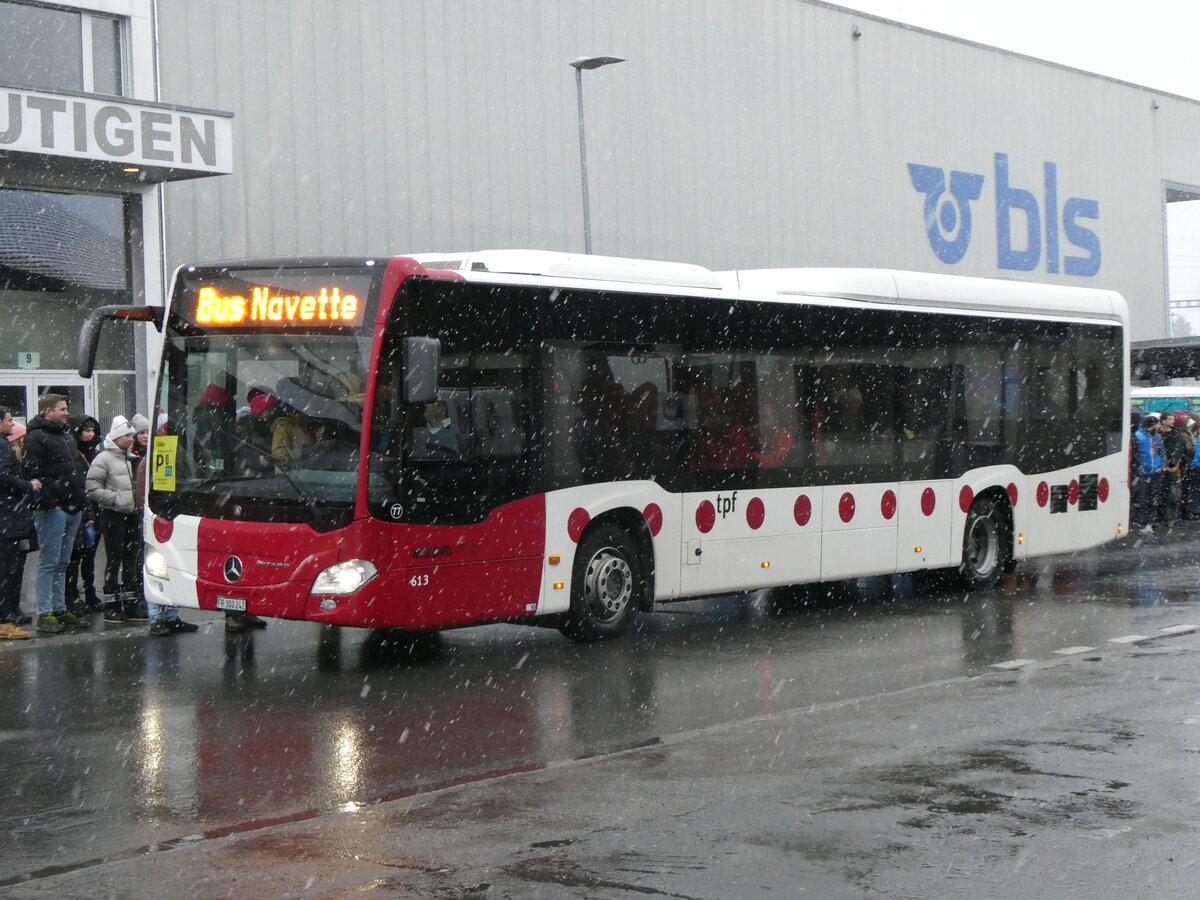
193;283;363;327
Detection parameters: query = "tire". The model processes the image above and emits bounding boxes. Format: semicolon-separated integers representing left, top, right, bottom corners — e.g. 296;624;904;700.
559;524;641;643
958;496;1010;591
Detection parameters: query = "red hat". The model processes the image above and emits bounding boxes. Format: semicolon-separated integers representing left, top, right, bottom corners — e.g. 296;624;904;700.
249;394;278;417
197;383;228;407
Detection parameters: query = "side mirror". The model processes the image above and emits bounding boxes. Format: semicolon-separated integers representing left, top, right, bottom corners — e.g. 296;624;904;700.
403;337;440;403
78;305;164;377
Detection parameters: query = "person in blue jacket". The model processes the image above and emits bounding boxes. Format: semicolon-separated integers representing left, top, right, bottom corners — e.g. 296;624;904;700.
1132;413;1164;535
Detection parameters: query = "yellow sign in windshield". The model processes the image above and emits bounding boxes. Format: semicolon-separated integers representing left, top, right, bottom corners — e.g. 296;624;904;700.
152;435;178;492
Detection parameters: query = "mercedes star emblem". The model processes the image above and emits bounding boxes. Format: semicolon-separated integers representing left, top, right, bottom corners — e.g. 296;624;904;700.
223;556;245;583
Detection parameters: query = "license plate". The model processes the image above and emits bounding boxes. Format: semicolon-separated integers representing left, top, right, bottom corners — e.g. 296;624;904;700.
216;596;247;612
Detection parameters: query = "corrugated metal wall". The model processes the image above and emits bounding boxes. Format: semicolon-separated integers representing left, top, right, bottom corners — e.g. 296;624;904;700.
157;0;1200;338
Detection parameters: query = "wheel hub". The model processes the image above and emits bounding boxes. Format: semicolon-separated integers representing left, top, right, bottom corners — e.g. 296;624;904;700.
967;517;998;575
584;550;633;621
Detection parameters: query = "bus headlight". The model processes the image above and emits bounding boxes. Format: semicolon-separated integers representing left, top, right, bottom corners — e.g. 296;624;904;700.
144;545;169;579
311;560;378;595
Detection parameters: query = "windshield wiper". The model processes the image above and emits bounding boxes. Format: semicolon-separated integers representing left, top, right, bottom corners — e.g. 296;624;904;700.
216;430;329;522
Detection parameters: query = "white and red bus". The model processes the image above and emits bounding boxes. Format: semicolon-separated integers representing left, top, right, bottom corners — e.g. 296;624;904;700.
80;251;1129;642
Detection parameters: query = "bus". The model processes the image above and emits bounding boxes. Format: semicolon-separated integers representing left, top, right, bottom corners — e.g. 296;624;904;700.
80;251;1129;643
1130;385;1200;416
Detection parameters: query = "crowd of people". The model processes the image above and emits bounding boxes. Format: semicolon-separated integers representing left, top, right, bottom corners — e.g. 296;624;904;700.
1130;407;1200;534
0;394;270;641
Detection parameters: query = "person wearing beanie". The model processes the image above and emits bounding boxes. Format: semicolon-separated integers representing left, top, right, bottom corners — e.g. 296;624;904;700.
130;413;151;460
192;384;231;477
238;393;280;476
85;418;148;623
65;415;103;616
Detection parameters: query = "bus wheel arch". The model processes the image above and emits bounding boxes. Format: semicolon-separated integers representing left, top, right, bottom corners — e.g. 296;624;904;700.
958;489;1013;590
559;511;654;643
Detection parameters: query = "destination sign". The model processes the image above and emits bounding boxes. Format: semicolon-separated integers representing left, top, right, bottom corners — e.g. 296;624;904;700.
193;285;363;327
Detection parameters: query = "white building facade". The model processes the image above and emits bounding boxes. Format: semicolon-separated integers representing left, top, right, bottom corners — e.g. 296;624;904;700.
0;0;230;425
5;0;1197;428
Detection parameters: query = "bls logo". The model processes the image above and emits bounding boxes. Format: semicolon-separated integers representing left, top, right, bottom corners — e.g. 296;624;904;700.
907;164;983;264
908;153;1101;276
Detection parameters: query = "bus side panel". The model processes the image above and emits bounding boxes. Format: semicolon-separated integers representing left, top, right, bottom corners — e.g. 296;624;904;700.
319;495;547;630
894;481;953;571
820;483;899;582
681;532;823;594
1022;454;1128;558
678;487;823;597
542;482;680;613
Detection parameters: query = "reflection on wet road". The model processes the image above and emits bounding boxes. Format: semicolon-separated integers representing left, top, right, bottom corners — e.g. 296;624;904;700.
2;525;1197;883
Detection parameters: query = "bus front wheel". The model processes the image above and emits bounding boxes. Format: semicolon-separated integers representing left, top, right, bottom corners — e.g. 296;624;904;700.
560;525;641;643
958;497;1010;591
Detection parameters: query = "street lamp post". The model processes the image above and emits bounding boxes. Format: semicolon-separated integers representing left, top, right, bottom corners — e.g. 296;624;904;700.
569;55;624;254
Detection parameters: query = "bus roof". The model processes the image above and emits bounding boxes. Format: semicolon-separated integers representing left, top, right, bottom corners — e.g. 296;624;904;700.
723;267;1128;325
406;251;1127;325
408;249;723;289
179;251;1128;326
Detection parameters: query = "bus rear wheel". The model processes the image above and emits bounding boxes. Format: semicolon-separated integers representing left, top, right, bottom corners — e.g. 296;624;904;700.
560;525;641;643
958;497;1010;591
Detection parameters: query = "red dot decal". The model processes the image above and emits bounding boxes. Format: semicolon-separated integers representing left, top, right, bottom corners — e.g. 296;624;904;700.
567;508;591;543
1007;483;1018;506
1098;478;1110;503
959;486;974;513
921;487;936;517
643;503;663;536
794;494;812;526
746;497;765;530
881;490;897;520
1068;480;1080;505
839;492;856;523
696;500;716;534
152;516;173;543
1036;481;1050;507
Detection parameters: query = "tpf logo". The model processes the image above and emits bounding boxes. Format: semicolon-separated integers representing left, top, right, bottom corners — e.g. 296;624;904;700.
908;153;1101;276
907;163;984;264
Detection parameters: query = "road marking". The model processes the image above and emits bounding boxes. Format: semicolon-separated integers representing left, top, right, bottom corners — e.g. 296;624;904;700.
1107;635;1149;644
1053;646;1096;656
990;659;1036;670
1159;624;1198;636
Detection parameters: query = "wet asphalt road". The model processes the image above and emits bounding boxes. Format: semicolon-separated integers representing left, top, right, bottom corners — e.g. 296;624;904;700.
3;524;1200;897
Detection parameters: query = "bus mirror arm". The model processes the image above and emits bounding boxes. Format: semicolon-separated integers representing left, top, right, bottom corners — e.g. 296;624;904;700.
403;336;441;404
77;305;165;378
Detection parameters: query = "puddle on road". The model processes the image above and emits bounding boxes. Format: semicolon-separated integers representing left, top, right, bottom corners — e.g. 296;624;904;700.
820;719;1141;837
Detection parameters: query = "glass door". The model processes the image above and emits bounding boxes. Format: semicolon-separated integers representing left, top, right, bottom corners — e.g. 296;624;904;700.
0;374;93;423
0;383;27;421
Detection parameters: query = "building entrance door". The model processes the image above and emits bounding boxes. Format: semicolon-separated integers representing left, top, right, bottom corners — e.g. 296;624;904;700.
0;373;93;423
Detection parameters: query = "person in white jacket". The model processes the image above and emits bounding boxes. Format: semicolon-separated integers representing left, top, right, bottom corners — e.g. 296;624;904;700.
86;418;146;623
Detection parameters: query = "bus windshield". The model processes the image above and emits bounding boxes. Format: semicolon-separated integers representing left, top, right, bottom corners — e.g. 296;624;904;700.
150;266;380;529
